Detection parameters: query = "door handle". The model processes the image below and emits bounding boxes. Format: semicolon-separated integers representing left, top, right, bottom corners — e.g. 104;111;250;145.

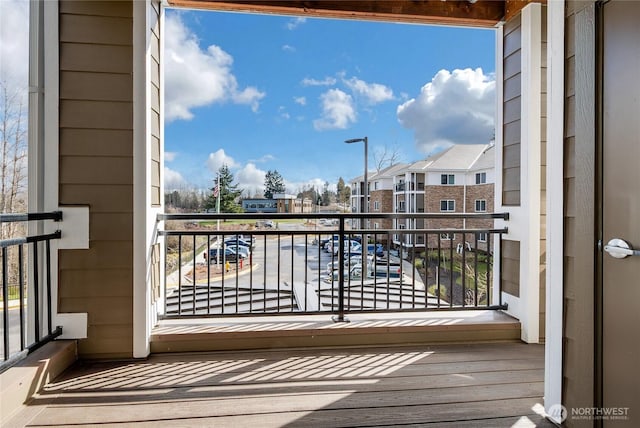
604;238;640;259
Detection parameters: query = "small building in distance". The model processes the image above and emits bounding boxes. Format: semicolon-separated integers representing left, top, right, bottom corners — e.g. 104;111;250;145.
242;193;313;213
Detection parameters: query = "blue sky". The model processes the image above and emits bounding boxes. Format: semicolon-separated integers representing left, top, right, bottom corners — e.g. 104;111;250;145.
164;9;496;195
0;1;496;197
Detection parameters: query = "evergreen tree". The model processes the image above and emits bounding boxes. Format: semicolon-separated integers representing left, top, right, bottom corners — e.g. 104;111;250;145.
321;181;333;206
336;177;351;205
204;164;243;213
264;170;285;199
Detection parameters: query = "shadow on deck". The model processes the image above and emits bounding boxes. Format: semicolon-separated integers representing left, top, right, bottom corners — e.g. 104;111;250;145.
7;341;553;427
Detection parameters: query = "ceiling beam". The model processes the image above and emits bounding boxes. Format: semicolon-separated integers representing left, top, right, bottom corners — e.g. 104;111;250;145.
167;1;506;27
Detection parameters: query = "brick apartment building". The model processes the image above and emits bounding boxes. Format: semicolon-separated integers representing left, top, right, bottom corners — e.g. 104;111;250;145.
350;143;495;252
363;163;409;244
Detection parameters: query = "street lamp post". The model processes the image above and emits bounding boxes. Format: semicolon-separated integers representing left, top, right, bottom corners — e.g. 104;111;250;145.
345;137;368;227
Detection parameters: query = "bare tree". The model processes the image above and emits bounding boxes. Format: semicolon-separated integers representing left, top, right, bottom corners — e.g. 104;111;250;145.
0;80;28;239
372;143;402;173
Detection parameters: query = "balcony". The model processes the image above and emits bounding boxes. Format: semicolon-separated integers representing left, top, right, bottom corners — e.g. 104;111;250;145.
5;339;549;427
2;211;544;427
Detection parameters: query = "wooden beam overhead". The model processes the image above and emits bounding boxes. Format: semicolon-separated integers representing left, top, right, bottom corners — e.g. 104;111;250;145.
505;0;546;21
167;1;506;27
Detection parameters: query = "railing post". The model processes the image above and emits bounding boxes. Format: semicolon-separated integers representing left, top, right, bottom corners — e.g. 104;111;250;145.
332;215;349;322
2;248;9;360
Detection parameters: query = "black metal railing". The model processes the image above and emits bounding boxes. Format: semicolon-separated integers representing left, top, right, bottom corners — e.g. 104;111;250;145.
1;211;62;372
157;212;508;320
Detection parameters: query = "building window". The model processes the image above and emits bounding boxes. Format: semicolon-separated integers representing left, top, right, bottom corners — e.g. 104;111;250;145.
475;172;487;184
373;200;380;211
475;199;487;212
440;200;455;212
398;201;405;212
441;174;455;185
440;233;455;240
374;222;379;229
477;232;488;242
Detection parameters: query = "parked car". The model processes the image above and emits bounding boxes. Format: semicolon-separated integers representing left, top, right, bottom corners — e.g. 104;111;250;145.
327;240;362;256
224;238;252;250
208;247;246;263
234;234;256;245
325;263;405;282
367;243;385;257
326;254;375;275
226;244;250;259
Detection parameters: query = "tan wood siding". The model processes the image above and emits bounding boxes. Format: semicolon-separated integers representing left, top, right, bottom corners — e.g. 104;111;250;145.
503;14;522;206
58;0;134;359
501;240;521;297
562;0;596;419
150;0;161;206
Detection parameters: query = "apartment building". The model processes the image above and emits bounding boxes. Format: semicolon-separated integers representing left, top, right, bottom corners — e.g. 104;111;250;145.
395;143;495;251
362;163;408;243
349;144;495;251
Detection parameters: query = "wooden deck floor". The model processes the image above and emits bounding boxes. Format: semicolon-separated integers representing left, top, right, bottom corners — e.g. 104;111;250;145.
8;342;554;427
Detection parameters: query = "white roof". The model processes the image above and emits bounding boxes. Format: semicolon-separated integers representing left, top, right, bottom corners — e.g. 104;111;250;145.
404;144;494;173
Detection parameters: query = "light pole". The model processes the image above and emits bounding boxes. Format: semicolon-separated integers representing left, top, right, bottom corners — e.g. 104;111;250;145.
345;137;368;215
345;137;368;237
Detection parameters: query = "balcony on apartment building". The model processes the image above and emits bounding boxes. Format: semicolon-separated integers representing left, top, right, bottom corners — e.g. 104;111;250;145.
395;182;426;193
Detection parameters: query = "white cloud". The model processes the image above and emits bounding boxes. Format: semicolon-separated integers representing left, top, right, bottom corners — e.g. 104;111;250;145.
313;89;356;131
165;152;178;162
294;96;306;106
164;167;188;190
397;68;495;153
164;13;265;121
343;77;394;105
0;0;29;86
301;77;337;87
249;154;276;163
286;17;306;30
206;149;239;174
282;44;296;52
235;163;266;196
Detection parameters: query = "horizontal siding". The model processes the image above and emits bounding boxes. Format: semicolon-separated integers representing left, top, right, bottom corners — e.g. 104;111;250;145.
60;100;133;130
150;0;161;206
60;71;132;102
59;156;133;185
59;129;133;157
60;43;132;73
501;239;521;297
60;14;132;45
58;0;134;359
503;13;522;207
60;184;133;213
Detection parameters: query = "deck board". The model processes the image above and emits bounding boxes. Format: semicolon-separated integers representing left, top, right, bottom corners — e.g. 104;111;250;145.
10;343;554;427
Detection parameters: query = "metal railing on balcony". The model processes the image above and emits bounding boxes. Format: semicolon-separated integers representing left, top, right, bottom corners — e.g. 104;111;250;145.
157;212;508;320
1;211;62;372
